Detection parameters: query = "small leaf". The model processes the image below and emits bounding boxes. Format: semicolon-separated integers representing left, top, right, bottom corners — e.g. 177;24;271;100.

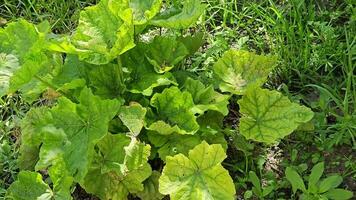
145;36;189;73
238;85;314;144
159;141;236;200
308;162;324;189
249;171;262;194
213;50;277;94
319;175;343;193
285;167;306;193
149;87;199;135
183;78;230;116
324;189;353;200
122;45;177;96
119;103;147;136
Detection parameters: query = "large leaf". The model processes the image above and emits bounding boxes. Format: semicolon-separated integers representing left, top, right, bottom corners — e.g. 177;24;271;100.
149;87;199;135
52;0;135;64
81;134;151;200
213;50;277;94
0;20;49;96
145;36;189;73
150;0;205;29
183;78;230;115
159;141;236;200
37;87;121;181
6;171;53;200
122;45;177;96
238;85;314;144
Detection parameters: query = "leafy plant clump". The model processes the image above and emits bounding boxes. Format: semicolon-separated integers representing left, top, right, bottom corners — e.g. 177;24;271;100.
0;0;316;199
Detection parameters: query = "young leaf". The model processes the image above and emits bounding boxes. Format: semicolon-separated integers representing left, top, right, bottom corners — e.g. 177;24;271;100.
325;189;353;200
238;85;314;144
308;162;324;189
149;87;199;135
121;45;177;96
81;134;152;200
183;78;230;116
0;20;49;96
213;50;277;95
150;0;206;29
6;171;53;200
249;171;262;195
135;171;165;200
159;141;236;200
285;167;306;193
145;36;189;73
119;103;147;136
178;33;205;55
319;175;343;193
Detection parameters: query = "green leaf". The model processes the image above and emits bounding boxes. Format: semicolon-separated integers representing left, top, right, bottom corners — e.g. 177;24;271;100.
319;175;343;193
119;103;147;136
238;85;314;144
249;171;262;194
150;0;206;29
53;0;135;64
183;78;230;116
48;160;74;200
122;45;177;96
178;33;205;55
285;167;306;193
135;171;165;200
308;162;324;189
0;53;19;96
148;132;201;160
149;87;199;135
159;141;236;200
145;36;189;73
6;171;53;200
38;87;121;181
128;0;163;25
325;189;353;200
18;107;51;170
87;62;126;99
0;20;49;96
213;50;277;94
81;134;152;200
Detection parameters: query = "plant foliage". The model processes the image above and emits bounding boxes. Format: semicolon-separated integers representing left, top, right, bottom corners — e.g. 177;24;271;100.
0;0;318;199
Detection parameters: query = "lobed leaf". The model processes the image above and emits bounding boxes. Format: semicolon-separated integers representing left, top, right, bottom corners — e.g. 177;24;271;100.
159;141;236;200
238;85;314;144
213;50;277;95
81;134;152;200
149;87;199;135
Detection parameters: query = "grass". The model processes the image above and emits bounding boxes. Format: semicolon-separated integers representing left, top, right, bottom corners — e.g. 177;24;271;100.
0;0;355;199
0;0;98;33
